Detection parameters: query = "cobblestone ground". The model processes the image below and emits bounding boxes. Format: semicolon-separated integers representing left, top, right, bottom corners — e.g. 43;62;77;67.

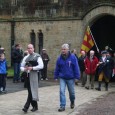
76;92;115;115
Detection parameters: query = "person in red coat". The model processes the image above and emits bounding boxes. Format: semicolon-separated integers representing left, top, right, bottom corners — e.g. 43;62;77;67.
84;50;98;89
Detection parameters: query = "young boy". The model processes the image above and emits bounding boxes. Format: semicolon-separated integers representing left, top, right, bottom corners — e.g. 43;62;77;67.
0;53;7;94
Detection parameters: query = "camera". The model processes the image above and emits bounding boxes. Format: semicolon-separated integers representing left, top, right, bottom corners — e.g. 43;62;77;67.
25;61;38;67
25;62;32;67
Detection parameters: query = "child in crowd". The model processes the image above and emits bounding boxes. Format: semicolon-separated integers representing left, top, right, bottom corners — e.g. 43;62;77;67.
0;53;7;94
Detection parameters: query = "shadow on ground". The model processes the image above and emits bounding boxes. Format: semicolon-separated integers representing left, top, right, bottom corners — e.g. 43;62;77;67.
5;78;59;94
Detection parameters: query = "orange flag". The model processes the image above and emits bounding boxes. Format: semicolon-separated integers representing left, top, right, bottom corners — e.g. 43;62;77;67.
80;26;94;53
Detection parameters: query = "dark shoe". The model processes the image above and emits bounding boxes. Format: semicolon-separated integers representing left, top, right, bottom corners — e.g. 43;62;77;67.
58;107;65;112
0;91;2;94
95;87;101;91
85;86;89;90
45;78;48;80
105;82;108;91
75;82;78;85
70;102;75;109
41;78;43;80
1;90;7;94
17;80;21;83
13;81;16;83
31;107;38;112
22;108;28;113
105;88;108;91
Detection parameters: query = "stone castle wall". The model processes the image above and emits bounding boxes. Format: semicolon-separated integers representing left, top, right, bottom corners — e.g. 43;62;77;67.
0;5;115;77
14;20;83;72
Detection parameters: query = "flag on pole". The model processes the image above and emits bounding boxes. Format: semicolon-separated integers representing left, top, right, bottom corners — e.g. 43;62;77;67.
80;26;95;53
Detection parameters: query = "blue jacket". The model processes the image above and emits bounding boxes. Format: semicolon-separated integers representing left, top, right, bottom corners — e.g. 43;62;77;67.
54;53;80;80
0;59;7;74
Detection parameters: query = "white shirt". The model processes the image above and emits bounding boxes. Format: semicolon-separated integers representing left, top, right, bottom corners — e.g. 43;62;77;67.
20;54;44;72
102;56;106;62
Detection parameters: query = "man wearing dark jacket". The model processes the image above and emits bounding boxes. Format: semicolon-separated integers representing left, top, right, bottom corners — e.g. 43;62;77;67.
96;51;114;91
12;44;23;83
78;50;86;87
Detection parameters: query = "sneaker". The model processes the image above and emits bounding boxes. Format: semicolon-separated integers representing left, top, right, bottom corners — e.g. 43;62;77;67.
95;87;101;91
58;107;65;112
41;78;43;80
45;78;48;80
0;87;3;91
70;102;75;109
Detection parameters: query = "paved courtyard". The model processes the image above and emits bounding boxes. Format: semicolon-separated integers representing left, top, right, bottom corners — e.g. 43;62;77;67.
0;79;115;115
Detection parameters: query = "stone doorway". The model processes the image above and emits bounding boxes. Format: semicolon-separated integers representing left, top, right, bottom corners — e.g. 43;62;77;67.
91;15;115;56
90;15;115;81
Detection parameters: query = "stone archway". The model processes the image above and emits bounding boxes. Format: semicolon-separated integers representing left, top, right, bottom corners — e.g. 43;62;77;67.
82;5;115;55
91;15;115;52
82;6;115;81
90;15;115;81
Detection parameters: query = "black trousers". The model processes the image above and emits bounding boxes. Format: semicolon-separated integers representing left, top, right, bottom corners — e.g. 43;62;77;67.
24;77;38;109
41;66;47;80
23;72;40;88
0;74;6;91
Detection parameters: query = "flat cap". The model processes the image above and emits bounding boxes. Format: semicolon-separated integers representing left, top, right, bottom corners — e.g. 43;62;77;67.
42;49;46;51
101;50;107;54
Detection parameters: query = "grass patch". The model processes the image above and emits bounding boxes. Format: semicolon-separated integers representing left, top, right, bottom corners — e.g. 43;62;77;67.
7;67;23;78
7;67;14;77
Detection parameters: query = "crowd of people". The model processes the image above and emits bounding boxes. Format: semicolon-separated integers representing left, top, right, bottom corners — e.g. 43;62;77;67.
0;43;115;113
77;48;115;91
54;44;115;112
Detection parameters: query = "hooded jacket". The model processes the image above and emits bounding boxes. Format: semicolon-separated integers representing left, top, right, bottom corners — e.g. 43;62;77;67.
0;59;7;74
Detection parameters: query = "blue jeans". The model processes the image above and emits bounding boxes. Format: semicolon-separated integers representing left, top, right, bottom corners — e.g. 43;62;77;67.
13;63;20;82
59;78;75;108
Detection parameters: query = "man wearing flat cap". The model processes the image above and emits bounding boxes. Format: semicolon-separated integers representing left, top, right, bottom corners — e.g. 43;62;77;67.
95;50;114;91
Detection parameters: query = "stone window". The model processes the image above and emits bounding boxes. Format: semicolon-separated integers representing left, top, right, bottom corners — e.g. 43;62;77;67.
11;0;17;6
